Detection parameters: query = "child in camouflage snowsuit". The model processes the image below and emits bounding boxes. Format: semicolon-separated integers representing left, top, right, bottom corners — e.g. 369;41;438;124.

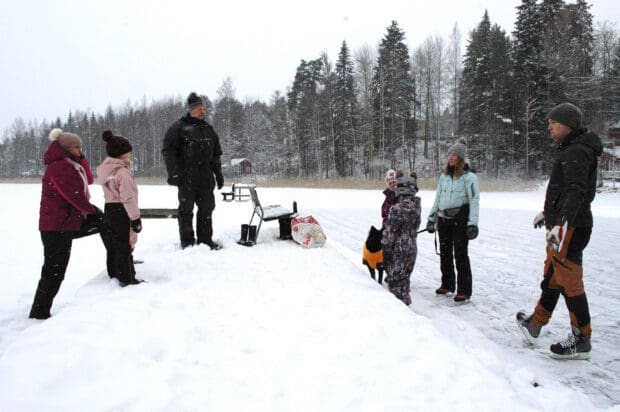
381;173;421;305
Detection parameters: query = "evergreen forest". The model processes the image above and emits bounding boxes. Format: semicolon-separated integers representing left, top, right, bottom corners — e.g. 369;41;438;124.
2;1;619;181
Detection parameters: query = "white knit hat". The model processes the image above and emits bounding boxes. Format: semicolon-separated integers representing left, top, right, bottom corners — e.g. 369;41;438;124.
385;169;397;184
49;128;82;151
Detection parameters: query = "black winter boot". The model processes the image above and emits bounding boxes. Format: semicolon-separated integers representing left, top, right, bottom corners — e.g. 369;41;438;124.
29;278;60;319
278;216;292;240
237;224;250;245
247;225;257;246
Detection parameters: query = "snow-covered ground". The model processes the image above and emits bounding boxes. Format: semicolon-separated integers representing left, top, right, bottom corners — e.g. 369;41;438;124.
0;183;618;411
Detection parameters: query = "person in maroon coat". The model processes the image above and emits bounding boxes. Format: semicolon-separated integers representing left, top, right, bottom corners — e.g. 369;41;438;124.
29;128;108;319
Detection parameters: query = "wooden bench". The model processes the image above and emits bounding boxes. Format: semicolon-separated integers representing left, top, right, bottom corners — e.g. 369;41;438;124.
140;208;178;219
246;186;297;242
221;183;254;202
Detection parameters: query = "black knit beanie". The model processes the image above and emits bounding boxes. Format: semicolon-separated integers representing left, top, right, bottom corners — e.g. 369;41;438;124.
102;130;133;158
548;102;582;130
187;92;205;110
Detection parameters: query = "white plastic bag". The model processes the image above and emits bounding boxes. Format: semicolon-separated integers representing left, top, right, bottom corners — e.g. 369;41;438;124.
291;215;326;248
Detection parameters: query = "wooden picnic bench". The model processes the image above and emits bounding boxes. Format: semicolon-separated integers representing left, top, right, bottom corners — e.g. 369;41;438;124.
221;183;253;202
246;186;297;243
139;208;178;219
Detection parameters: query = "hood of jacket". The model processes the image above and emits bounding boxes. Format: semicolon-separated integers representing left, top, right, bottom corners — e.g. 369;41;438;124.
560;128;603;156
44;140;80;165
96;157;127;184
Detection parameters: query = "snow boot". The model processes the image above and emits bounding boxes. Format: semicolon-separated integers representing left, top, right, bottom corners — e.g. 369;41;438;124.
247;225;257;246
119;278;145;287
29;277;61;319
237;224;250;246
29;288;53;319
435;287;453;296
278;216;292;240
453;294;470;303
549;326;591;360
205;240;222;250
516;311;542;344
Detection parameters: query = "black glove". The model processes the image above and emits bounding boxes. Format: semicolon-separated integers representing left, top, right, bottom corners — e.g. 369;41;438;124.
167;174;179;186
466;225;478;240
426;220;435;234
216;173;224;190
131;218;142;234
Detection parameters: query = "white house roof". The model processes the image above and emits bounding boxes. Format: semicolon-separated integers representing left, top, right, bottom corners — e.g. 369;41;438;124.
231;158;249;166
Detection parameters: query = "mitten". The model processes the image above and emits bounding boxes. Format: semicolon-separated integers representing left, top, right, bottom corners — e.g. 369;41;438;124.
426;220;435;234
216;173;224;190
131;218;143;234
466;225;479;240
533;211;545;229
546;225;562;247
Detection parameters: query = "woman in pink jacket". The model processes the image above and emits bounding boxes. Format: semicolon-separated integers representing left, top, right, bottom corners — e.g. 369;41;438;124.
30;128;107;319
96;130;143;287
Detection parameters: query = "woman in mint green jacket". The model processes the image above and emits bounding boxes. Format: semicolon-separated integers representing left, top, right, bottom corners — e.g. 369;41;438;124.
426;138;480;303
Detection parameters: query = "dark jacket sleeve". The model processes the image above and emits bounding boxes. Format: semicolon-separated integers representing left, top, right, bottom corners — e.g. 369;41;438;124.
162;121;181;183
210;127;223;177
559;145;592;227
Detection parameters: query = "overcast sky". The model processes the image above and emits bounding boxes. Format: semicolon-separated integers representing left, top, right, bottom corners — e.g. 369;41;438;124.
1;0;618;134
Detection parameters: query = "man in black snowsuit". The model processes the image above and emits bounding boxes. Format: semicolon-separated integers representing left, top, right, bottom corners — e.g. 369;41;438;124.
162;92;224;249
517;102;602;360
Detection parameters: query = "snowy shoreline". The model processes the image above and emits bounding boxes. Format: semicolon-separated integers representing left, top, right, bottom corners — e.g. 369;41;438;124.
0;184;618;410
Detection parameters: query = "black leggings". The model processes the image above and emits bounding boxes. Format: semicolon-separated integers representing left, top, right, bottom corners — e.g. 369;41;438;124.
104;203;135;283
437;214;472;296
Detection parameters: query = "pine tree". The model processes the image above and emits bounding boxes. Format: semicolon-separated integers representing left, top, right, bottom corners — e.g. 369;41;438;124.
460;11;513;176
213;78;245;164
511;0;547;176
288;58;323;177
372;21;416;173
563;0;596;120
333;41;358;177
266;91;293;177
353;44;376;178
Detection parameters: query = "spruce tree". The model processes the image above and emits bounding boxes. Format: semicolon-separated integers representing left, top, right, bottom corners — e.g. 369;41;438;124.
511;0;547;176
372;21;416;172
460;11;512;176
288;58;323;177
333;41;358;177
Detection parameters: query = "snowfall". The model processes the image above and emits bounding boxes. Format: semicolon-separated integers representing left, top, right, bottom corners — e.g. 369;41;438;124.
0;181;618;412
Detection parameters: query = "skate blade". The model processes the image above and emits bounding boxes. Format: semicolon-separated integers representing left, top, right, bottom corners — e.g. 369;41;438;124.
515;319;539;345
548;351;591;360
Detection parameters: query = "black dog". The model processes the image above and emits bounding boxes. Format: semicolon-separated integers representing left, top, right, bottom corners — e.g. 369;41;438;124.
362;225;384;284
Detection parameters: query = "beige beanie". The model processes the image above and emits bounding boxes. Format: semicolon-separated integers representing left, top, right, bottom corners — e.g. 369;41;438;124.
49;128;82;150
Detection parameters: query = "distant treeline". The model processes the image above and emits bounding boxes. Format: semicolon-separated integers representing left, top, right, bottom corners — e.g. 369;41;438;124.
1;1;619;180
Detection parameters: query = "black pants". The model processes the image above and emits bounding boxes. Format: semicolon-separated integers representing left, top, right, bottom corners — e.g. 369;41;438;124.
104;203;136;284
437;215;472;296
30;211;108;319
177;182;215;247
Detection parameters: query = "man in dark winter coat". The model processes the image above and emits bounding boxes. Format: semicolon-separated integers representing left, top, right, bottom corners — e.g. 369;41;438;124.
517;102;603;360
162;92;224;249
